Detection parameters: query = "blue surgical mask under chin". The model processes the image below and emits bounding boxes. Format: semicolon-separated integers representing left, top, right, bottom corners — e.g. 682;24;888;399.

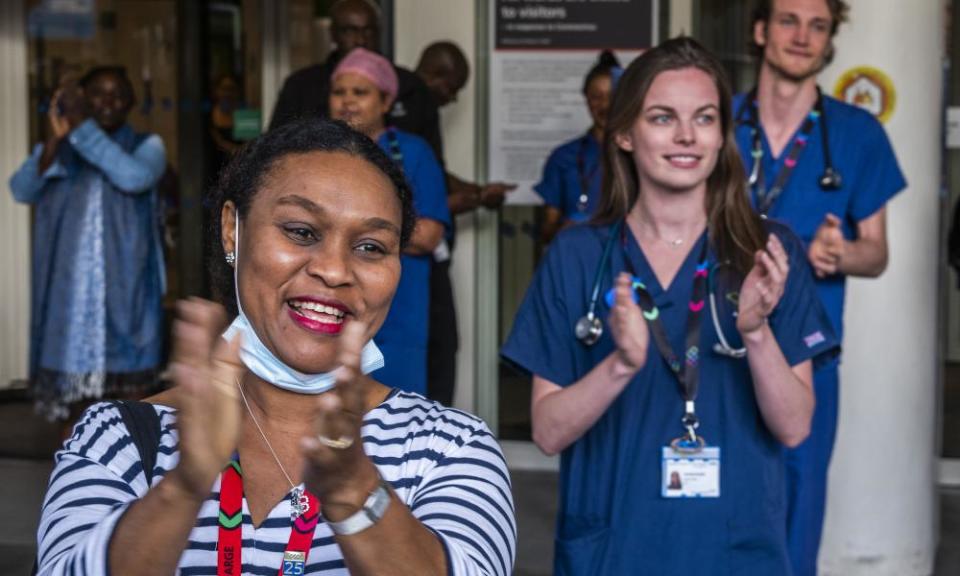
222;216;385;394
222;314;384;394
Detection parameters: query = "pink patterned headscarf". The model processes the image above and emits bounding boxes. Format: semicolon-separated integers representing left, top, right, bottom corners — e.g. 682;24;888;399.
332;48;399;104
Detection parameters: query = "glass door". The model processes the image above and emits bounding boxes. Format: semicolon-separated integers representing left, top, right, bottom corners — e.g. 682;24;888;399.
941;0;960;485
24;0;264;364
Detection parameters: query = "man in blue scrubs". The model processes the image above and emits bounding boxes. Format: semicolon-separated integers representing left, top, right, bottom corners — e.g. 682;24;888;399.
733;1;906;575
415;41;516;405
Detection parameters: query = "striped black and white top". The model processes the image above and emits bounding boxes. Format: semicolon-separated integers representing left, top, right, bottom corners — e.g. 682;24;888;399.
36;390;516;575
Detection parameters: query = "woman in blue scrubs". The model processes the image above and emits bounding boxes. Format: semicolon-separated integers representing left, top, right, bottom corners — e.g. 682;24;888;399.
536;51;620;244
330;48;451;396
501;38;838;575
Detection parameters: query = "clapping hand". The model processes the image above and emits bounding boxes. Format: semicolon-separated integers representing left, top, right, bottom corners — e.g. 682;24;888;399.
48;91;73;141
48;84;87;141
737;235;789;336
168;299;244;500
608;272;649;374
808;213;845;278
301;320;380;517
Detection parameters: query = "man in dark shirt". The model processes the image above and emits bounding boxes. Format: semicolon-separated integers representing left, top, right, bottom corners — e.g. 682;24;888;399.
268;0;442;158
416;41;515;406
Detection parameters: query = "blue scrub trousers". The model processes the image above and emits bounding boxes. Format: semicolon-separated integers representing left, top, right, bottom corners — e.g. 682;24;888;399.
786;362;839;576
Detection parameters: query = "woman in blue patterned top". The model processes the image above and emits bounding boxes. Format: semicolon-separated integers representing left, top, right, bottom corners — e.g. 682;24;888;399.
35;119;514;575
9;67;167;424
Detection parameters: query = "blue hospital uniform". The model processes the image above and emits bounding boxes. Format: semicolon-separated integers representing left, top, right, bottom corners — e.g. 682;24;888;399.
733;93;906;576
534;133;602;223
373;128;451;396
501;222;838;576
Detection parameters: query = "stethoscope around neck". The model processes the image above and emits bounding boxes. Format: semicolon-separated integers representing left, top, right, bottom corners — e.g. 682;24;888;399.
738;86;843;198
575;221;747;358
573;222;620;346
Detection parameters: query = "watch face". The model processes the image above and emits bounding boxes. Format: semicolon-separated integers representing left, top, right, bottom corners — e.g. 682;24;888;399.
325;480;391;535
365;480;391;525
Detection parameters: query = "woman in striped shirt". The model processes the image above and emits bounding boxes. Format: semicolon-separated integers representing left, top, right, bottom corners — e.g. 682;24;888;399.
36;118;516;575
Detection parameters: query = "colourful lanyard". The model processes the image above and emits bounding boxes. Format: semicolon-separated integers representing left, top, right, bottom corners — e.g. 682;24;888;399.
575;134;600;214
619;225;710;436
746;88;823;215
217;459;320;576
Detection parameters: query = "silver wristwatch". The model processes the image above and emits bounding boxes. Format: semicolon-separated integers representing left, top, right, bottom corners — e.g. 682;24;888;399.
323;479;392;536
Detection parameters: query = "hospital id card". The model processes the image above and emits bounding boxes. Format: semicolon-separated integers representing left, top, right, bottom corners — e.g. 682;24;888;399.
282;551;306;575
661;446;720;498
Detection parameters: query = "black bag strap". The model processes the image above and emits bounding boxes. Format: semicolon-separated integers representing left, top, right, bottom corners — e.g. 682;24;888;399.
949;198;960;288
112;400;162;485
33;401;162;574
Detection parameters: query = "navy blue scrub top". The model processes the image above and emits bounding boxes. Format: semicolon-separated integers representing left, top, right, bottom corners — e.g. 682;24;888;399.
501;222;838;576
373;128;451;395
534;132;602;223
733;93;906;345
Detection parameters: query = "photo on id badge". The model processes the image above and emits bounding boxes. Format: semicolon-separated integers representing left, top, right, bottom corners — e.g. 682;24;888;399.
662;446;721;498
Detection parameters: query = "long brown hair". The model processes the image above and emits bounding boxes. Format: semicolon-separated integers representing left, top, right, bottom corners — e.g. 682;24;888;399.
593;37;764;275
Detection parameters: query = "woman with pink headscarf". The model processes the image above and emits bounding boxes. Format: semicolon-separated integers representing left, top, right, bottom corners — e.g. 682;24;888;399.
330;48;451;398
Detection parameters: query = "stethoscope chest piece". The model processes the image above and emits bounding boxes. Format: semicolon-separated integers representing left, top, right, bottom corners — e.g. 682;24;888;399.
575;313;603;346
819;166;842;190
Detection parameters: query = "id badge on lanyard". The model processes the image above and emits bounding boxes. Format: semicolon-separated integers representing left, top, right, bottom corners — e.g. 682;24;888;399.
282;551;307;575
662;443;721;498
609;230;722;499
218;458;320;576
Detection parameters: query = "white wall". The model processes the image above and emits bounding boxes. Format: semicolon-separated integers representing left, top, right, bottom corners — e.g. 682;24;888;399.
818;1;941;574
669;0;693;37
394;0;479;412
0;0;31;388
261;0;290;128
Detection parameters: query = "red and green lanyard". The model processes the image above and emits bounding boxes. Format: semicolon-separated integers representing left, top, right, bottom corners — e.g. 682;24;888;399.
217;459;320;576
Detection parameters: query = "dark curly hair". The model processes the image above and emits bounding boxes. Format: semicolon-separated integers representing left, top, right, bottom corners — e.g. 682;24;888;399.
207;118;415;314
